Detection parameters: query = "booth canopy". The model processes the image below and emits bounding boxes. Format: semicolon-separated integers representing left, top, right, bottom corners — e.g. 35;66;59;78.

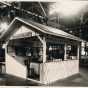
0;17;82;43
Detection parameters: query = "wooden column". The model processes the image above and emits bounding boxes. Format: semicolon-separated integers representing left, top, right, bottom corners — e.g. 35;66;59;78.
37;35;46;63
77;44;80;59
64;43;67;60
2;41;9;74
42;37;46;63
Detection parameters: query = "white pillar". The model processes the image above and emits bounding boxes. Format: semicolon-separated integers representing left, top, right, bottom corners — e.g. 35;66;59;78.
77;44;80;59
37;35;46;63
2;41;9;74
64;43;67;60
42;37;46;63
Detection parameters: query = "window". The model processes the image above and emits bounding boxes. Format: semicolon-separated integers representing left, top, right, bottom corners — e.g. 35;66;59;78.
66;44;77;60
47;43;64;61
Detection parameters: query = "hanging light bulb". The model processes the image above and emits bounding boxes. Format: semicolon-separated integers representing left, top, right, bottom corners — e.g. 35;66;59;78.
49;45;52;51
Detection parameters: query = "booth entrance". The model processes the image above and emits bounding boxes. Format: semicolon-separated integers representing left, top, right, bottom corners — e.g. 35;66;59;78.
7;36;43;81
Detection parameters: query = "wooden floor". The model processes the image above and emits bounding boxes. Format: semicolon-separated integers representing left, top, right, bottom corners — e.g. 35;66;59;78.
0;66;88;86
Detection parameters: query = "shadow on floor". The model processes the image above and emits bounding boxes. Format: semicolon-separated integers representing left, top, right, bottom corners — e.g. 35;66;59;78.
0;74;42;86
47;73;88;86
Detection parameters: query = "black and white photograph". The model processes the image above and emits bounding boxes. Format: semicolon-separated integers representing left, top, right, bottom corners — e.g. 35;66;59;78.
0;0;88;87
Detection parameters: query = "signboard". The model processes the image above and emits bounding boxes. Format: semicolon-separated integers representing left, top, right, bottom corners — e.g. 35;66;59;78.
11;32;32;39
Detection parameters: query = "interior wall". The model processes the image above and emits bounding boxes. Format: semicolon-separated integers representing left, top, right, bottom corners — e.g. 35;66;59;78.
6;51;27;79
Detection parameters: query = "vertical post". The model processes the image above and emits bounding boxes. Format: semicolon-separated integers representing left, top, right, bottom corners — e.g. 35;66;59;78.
64;43;67;60
2;41;9;74
37;35;46;63
37;35;46;83
77;44;80;59
43;37;46;63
